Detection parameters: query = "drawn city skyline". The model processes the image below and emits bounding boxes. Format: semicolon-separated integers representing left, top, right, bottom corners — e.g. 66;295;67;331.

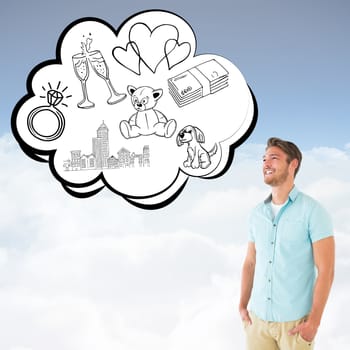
63;121;150;171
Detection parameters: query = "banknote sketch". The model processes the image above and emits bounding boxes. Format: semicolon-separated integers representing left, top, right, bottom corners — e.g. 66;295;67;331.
72;35;126;108
168;59;229;107
176;125;218;169
27;82;71;141
63;121;150;171
119;85;177;139
113;23;191;75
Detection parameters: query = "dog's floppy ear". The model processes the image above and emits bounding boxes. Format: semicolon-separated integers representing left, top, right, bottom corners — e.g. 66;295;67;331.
194;127;205;143
127;85;137;96
176;130;184;146
152;88;163;101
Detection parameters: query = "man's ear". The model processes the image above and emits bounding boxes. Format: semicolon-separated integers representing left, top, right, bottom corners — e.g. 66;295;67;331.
290;158;299;175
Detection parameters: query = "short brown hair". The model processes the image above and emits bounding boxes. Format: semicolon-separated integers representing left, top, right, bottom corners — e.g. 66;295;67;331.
266;137;302;176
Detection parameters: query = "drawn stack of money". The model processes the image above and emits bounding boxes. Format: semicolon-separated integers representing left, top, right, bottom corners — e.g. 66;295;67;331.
168;59;229;107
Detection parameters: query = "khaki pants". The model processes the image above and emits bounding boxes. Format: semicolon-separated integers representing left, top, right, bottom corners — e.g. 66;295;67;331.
243;312;314;350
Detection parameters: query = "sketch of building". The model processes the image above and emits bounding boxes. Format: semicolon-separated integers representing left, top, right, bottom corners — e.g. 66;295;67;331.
63;121;150;171
107;155;119;169
93;121;109;168
143;145;150;167
81;154;96;169
71;150;82;170
117;147;131;168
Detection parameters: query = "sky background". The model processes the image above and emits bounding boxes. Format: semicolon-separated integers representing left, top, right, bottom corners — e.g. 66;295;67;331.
0;0;349;349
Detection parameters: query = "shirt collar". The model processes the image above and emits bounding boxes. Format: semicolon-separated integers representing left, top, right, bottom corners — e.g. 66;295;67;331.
264;185;299;204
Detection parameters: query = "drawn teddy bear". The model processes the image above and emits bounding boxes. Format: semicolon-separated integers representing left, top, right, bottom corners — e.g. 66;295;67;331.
119;85;177;139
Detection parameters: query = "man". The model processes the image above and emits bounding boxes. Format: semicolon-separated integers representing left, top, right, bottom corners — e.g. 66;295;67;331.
239;137;335;349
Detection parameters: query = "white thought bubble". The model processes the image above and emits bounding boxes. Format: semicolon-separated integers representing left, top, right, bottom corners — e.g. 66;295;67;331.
12;10;257;209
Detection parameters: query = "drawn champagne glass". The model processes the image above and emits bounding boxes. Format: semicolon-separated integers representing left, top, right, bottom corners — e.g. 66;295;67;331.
72;53;95;109
88;50;126;105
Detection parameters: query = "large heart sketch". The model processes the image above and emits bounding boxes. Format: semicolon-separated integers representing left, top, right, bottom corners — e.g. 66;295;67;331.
113;22;192;74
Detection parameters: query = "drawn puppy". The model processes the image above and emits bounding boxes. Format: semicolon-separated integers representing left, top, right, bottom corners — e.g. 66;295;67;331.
176;125;218;169
120;85;177;139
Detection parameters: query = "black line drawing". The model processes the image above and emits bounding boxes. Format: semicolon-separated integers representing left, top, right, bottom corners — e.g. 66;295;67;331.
113;23;191;75
168;59;229;107
112;41;141;75
119;85;177;139
164;38;191;70
72;35;126;108
11;12;258;209
27;82;71;141
176;125;218;169
63;121;150;171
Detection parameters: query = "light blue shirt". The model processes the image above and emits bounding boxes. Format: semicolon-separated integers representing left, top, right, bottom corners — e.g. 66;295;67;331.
248;186;333;322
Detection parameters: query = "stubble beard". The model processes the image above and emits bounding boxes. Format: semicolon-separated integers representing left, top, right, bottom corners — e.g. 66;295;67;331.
264;169;289;187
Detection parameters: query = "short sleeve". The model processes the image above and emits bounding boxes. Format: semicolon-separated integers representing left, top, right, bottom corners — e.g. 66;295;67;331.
248;211;256;242
309;202;333;243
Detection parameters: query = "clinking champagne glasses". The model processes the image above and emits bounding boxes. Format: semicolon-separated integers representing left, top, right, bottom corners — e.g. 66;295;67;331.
72;37;126;109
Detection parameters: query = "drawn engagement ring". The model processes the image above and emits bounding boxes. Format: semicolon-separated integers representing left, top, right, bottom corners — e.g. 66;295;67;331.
27;89;66;141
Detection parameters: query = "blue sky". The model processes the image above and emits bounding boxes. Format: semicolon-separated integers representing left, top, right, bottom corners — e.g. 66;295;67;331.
0;1;350;349
1;0;349;149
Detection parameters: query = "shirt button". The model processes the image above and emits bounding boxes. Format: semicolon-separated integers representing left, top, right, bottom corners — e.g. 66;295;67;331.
271;241;274;245
269;260;272;264
267;297;271;301
268;279;271;282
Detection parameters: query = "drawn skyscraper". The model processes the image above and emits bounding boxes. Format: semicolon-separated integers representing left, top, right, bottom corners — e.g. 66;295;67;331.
93;121;109;168
143;145;150;166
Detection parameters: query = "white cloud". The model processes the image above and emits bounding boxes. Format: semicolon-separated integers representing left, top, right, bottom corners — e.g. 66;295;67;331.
315;232;350;349
300;147;350;184
0;134;146;246
1;134;350;349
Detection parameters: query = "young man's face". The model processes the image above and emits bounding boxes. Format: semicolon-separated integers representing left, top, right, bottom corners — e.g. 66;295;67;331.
262;146;294;186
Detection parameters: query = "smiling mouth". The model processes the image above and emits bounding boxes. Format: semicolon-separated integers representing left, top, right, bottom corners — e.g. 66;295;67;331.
264;169;273;175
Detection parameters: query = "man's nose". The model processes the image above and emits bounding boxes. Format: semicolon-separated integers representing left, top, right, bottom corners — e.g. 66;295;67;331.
263;160;271;168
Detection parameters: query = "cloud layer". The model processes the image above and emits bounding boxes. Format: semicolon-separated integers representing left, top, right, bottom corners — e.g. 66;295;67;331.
1;134;350;349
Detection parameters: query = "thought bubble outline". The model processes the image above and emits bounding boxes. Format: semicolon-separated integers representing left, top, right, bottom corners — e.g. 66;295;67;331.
11;11;258;209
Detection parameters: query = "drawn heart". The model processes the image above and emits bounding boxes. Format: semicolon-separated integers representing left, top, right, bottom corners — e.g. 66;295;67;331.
129;23;179;73
113;41;141;75
165;39;191;70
